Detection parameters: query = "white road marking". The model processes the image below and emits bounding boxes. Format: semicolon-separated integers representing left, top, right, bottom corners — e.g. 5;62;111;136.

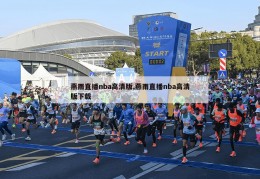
56;153;76;157
6;162;45;171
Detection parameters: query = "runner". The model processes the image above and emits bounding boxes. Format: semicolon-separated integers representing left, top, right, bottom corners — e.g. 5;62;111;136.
41;97;58;134
24;100;39;141
172;103;181;144
17;96;27;132
88;106;116;164
145;103;157;147
9;92;18;128
227;103;243;157
104;102;118;136
119;103;134;145
237;98;247;140
134;104;149;153
211;103;226;152
113;103;123;142
249;108;260;145
194;107;206;148
0;99;15;144
71;103;85;143
155;103;168;140
180;106;201;164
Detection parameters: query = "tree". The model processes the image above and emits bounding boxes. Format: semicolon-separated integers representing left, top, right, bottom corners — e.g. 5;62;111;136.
105;49;144;75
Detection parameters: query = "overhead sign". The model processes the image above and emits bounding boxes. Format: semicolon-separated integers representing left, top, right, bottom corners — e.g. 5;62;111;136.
0;58;21;98
209;43;232;59
218;49;227;58
218;70;227;79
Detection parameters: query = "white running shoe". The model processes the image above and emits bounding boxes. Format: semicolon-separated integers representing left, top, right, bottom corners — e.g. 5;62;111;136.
45;123;50;128
11;134;15;141
25;136;31;141
2;134;6;141
40;121;45;128
143;148;148;154
75;139;79;144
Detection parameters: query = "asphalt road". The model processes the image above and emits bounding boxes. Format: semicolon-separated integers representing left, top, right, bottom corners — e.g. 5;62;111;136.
0;115;260;179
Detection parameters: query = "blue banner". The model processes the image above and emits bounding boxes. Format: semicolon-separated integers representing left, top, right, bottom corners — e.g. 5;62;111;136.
137;16;191;76
0;58;21;98
115;68;135;83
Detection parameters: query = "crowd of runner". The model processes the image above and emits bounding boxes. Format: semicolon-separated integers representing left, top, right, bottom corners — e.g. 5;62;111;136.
0;78;260;164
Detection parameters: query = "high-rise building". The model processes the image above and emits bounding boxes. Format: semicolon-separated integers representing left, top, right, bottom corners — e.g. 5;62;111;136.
247;6;260;30
129;12;178;38
244;5;260;41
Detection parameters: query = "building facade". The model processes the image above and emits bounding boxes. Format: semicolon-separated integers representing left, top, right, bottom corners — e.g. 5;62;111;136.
0;20;138;67
243;5;260;41
129;12;178;38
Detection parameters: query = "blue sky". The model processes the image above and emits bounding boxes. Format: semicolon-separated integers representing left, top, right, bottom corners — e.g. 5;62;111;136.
0;0;259;36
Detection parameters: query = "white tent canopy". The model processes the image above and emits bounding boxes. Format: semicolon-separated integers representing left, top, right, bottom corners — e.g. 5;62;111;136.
79;62;114;74
32;64;62;88
123;63;129;68
21;65;40;88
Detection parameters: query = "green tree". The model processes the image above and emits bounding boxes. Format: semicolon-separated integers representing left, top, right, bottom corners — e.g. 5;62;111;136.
105;49;144;75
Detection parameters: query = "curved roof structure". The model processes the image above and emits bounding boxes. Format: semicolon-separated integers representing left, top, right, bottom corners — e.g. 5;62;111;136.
0;19;135;50
0;50;92;75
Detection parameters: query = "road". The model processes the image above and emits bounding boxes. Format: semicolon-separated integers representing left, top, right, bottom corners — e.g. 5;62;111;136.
0;116;260;179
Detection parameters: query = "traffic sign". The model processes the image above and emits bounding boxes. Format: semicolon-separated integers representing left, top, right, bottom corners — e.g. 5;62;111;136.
218;49;227;58
218;70;227;79
89;72;95;76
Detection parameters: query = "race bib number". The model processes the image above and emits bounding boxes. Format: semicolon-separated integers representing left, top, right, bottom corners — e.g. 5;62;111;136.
94;128;105;135
230;118;237;122
183;122;190;127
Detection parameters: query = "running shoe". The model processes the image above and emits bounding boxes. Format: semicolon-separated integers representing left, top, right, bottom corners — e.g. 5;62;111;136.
51;130;57;134
152;143;157;147
11;134;15;141
216;147;220;152
21;128;26;132
12;124;16;128
2;134;6;141
110;137;117;143
75;139;79;144
137;140;143;145
199;142;203;148
124;141;130;145
242;130;246;137
45;123;50;128
181;157;188;164
157;135;162;140
172;139;177;144
230;151;236;157
93;157;100;164
116;137;121;142
195;133;201;140
40;121;45;128
143;148;148;154
25;136;31;141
